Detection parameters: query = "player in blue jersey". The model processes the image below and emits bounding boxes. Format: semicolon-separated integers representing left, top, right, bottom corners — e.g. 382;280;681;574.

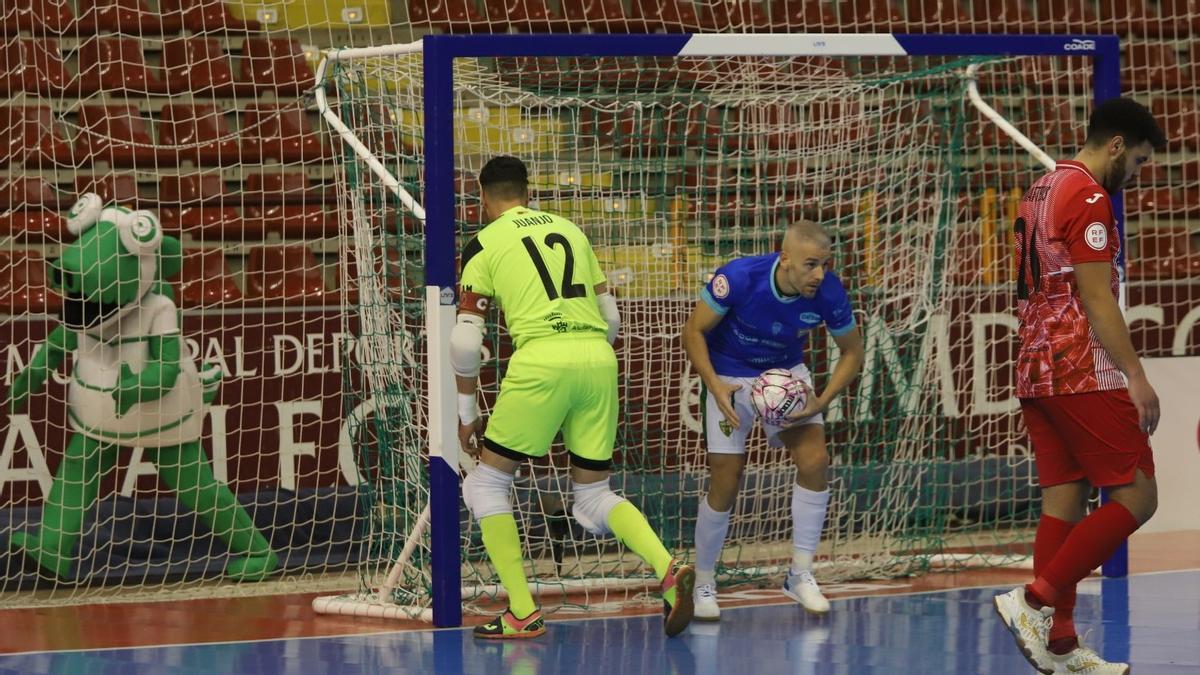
681;220;865;619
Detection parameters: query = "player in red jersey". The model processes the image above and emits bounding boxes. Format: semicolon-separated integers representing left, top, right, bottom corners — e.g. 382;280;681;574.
994;98;1167;675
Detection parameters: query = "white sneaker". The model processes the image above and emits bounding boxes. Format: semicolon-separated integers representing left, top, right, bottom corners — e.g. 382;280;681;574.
693;583;721;621
782;570;830;614
993;587;1055;674
1049;643;1129;674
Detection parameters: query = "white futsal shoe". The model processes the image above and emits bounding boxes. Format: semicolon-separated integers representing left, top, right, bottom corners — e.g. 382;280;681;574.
993;587;1055;674
1049;643;1129;675
694;582;721;621
782;570;830;614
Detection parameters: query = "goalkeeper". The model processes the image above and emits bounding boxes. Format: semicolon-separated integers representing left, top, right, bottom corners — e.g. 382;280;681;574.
681;221;864;619
454;156;695;640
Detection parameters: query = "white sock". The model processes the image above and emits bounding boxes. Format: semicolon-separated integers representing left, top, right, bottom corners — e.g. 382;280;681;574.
694;495;731;587
790;484;830;575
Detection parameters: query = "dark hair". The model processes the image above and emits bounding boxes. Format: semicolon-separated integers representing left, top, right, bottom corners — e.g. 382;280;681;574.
1084;97;1167;151
478;155;529;200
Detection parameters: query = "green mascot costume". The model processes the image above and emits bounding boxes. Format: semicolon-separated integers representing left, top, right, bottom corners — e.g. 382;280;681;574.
5;194;278;582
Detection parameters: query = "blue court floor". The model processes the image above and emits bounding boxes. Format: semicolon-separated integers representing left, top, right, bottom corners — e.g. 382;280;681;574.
3;570;1198;675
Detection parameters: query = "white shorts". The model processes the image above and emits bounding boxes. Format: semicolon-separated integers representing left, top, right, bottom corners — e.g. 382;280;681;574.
704;363;823;455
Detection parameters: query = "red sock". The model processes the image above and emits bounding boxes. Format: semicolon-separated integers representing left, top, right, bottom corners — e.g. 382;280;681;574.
1030;502;1139;607
1034;514;1079;647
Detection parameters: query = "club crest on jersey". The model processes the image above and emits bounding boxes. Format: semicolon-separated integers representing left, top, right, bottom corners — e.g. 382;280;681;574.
1084;222;1108;251
718;420;733;436
772;322;783;335
712;274;730;299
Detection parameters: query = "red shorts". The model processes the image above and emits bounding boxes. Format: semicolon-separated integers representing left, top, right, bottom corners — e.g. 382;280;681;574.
1020;389;1155;488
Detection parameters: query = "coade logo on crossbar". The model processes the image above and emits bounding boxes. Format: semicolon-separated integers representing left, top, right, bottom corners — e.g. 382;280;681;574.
1063;39;1096;51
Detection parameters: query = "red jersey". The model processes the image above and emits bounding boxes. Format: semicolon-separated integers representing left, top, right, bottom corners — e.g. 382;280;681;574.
1014;160;1124;398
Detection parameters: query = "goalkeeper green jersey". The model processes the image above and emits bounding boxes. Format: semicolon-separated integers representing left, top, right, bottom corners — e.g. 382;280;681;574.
460;205;608;349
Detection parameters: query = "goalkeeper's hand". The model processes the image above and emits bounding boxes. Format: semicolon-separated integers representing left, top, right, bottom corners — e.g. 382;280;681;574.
785;383;824;424
458;418;483;458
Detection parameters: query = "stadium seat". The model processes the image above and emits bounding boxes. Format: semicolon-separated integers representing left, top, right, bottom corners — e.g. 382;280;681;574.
341;246;410;305
0;106;73;168
0;178;65;240
704;0;772;30
0;0;76;34
0;38;71;95
1023;99;1084;150
157;173;244;237
1100;0;1157;37
561;0;636;31
158;0;261;32
241;104;327;163
1126;186;1193;218
76;0;182;34
904;0;969;31
769;0;837;29
77;37;169;95
244;244;329;304
845;0;905;29
1151;98;1199;151
168;247;242;308
408;0;488;31
161;37;243;95
238;38;317;95
74;174;140;206
0;249;62;314
1154;0;1200;36
1128;226;1200;279
76;105;163;167
481;0;566;31
969;0;1035;31
242;172;337;238
1032;0;1096;31
1125;42;1183;89
158;104;242;166
629;0;702;31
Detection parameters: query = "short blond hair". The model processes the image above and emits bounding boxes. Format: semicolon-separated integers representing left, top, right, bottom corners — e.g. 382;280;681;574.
782;220;831;251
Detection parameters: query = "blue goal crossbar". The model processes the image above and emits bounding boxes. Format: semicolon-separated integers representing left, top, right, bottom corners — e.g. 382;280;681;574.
420;32;1125;628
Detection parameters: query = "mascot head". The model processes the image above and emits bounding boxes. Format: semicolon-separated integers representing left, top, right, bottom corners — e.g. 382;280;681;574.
50;193;183;330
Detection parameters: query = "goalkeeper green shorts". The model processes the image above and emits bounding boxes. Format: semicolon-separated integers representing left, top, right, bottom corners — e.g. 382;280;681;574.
482;336;618;470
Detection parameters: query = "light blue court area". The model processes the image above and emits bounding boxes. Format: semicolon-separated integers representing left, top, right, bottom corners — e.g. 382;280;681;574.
4;571;1198;675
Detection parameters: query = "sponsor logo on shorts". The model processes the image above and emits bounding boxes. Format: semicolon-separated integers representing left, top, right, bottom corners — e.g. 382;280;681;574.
712;274;730;299
1085;222;1108;251
1063;39;1096;51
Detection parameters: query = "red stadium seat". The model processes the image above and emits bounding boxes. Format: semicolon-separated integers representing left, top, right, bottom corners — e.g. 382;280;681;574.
77;37;169;95
1151;98;1199;152
1128;226;1200;279
238;38;317;95
481;0;566;31
1100;0;1158;37
905;0;969;31
0;178;65;240
244;244;329;304
0;38;71;95
0;249;62;314
158;104;241;166
969;0;1035;31
0;106;73;168
561;0;637;32
408;0;488;31
77;0;182;34
769;0;837;29
629;0;702;31
158;0;261;32
846;0;905;29
157;173;244;237
74;174;141;206
161;38;244;96
341;246;410;305
242;172;336;237
0;0;75;34
1154;0;1200;36
169;247;243;308
1126;186;1190;219
1125;42;1183;88
1032;0;1097;31
1023;99;1085;150
704;0;772;30
241;105;327;163
76;105;161;167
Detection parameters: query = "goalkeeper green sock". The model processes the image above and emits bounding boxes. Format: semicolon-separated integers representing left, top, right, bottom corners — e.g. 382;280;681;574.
479;513;536;618
607;501;673;579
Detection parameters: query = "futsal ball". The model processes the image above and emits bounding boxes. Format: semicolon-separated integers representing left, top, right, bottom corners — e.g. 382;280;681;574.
749;368;808;426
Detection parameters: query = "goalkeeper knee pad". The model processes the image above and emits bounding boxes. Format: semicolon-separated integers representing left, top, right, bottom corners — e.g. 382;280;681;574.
571;478;626;536
462;463;513;520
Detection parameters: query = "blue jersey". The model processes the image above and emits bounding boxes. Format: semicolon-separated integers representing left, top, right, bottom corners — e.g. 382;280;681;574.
700;253;856;377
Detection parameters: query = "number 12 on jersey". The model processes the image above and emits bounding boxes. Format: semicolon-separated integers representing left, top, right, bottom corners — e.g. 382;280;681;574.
522;233;586;300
